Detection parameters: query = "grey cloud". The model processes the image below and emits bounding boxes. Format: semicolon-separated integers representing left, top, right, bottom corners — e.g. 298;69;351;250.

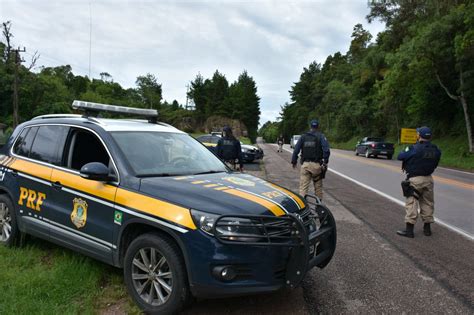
0;0;384;125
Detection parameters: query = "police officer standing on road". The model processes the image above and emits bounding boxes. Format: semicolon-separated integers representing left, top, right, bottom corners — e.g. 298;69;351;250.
291;120;330;200
217;126;243;171
277;134;284;152
397;126;441;238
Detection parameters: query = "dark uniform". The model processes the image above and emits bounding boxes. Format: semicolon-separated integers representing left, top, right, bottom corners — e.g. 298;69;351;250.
397;126;441;238
217;126;243;170
291;120;330;199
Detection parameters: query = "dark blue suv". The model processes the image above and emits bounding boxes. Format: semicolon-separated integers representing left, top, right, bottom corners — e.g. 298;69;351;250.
0;101;336;314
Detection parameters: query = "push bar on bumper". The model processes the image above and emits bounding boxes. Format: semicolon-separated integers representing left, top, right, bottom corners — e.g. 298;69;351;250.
213;195;337;288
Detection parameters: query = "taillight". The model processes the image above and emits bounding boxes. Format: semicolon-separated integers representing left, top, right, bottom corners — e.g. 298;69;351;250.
371;143;376;148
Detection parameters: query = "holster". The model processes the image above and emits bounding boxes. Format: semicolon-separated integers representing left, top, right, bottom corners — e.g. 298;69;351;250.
401;180;420;199
320;163;327;179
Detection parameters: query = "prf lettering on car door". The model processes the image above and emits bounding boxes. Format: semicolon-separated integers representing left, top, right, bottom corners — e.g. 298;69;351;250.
18;187;46;211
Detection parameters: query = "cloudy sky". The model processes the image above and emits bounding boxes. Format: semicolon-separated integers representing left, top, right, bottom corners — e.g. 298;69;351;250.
0;0;384;125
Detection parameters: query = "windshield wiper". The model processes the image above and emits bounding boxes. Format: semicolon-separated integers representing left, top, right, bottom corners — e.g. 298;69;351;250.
136;173;181;178
192;170;226;175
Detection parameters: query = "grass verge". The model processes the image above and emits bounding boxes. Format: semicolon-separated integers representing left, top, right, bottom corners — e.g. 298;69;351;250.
330;136;474;171
0;237;140;314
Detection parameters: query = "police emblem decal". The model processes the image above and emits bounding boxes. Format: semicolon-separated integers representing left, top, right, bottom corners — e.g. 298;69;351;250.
222;176;256;187
71;198;88;229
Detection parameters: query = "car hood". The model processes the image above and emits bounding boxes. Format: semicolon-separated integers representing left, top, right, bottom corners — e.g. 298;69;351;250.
139;173;305;216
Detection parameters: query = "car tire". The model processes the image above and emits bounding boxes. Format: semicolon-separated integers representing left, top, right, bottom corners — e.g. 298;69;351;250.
355;149;359;156
124;232;191;315
387;155;393;160
0;194;20;247
365;149;370;158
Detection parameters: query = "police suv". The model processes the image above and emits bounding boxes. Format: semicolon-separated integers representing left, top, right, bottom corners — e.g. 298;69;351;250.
0;101;336;314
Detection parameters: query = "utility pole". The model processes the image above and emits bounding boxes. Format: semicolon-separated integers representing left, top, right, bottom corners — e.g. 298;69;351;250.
12;47;25;128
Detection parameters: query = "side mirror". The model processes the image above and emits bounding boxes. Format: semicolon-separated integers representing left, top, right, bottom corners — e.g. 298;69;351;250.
80;162;111;181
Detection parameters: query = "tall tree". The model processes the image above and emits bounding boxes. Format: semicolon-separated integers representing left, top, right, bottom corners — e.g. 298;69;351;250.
135;73;162;110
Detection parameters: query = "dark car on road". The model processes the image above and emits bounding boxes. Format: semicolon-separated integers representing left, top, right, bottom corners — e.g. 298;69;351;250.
0;101;336;314
196;134;263;163
355;137;394;159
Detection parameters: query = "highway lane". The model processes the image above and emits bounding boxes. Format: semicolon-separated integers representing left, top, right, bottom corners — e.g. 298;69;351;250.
281;144;474;238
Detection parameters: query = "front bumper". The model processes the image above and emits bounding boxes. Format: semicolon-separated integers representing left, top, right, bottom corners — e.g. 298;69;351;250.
186;195;337;297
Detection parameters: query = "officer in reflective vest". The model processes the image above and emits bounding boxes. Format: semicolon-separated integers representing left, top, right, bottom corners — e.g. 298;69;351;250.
291;119;330;200
397;126;441;238
217;126;243;171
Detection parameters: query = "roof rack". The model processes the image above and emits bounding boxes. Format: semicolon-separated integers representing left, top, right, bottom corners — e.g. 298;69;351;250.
32;114;83;120
72;100;159;123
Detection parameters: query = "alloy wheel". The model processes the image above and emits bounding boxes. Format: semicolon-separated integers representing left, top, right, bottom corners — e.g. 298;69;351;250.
0;202;12;242
131;247;173;306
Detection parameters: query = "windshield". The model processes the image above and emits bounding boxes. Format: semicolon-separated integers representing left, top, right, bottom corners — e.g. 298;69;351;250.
112;132;227;177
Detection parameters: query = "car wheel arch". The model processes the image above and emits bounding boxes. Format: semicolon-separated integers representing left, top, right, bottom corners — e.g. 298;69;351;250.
117;219;193;283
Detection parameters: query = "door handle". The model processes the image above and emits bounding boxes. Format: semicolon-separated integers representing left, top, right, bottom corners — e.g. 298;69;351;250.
52;181;63;190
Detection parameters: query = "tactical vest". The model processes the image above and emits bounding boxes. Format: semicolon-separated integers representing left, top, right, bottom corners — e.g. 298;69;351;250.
405;142;441;178
302;133;323;162
221;138;238;161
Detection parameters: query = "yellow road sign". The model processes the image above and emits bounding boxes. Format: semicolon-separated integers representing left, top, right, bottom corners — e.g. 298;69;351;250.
400;128;417;144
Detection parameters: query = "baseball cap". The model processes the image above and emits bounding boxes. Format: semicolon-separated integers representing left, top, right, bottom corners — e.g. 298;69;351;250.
310;119;319;128
416;126;432;139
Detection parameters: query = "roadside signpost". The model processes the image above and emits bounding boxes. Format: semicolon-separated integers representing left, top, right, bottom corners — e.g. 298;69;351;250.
400;128;417;144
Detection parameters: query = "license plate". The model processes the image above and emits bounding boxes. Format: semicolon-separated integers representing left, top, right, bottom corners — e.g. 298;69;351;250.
380;151;387;154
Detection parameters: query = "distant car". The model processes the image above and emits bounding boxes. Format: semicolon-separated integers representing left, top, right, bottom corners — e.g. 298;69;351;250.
290;135;301;149
355;137;394;159
210;131;222;137
196;135;263;163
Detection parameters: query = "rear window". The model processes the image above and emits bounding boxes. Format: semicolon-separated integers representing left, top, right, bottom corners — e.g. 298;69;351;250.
367;137;384;142
13;127;39;158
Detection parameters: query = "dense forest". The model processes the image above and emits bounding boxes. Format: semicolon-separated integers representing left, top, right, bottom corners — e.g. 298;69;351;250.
260;0;473;153
0;21;261;142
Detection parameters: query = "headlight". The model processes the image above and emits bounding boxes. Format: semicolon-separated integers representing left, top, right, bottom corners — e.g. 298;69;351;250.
191;209;219;235
242;148;251;153
191;210;263;241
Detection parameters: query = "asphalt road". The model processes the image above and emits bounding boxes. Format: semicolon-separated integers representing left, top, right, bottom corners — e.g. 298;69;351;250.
282;144;474;238
181;143;473;314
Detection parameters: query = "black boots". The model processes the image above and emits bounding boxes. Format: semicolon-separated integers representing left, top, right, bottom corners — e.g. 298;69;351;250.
423;223;432;236
397;223;414;238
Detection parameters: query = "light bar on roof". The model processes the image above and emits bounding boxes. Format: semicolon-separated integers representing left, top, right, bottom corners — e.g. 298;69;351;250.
72;100;158;119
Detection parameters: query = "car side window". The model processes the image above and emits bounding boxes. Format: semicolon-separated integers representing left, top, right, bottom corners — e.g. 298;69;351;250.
13;126;39;158
30;126;69;165
64;129;115;177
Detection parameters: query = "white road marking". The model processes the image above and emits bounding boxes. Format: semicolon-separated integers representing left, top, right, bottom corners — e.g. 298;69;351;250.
269;143;474;241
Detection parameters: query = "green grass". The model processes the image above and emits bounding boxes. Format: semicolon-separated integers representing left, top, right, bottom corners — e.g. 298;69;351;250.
0;238;140;314
330;136;474;171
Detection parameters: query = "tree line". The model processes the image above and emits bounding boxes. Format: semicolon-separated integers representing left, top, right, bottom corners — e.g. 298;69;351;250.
261;1;473;153
0;21;261;142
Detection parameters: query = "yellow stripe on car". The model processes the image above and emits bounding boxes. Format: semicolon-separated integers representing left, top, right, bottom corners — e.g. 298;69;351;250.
223;189;286;216
267;183;305;209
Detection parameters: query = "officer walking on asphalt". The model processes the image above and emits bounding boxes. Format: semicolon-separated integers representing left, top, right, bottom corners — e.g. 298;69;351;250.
217;125;243;171
291;119;330;200
277;134;284;152
397;126;441;238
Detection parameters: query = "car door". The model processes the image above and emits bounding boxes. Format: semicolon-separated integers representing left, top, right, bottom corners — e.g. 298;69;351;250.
9;126;55;240
49;127;118;263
